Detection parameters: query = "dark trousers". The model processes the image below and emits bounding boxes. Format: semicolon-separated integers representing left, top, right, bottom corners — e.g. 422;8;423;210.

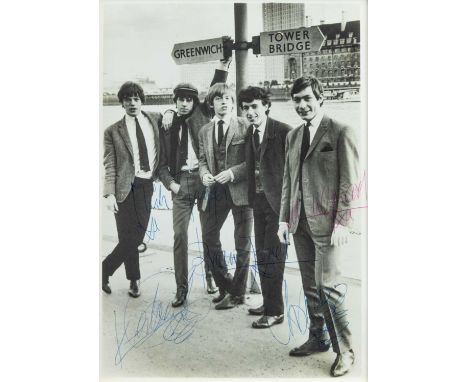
292;217;352;354
102;177;153;281
253;192;287;316
172;171;225;293
199;184;253;297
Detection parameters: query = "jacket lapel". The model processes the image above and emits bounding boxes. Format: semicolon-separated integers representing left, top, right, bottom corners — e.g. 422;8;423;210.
305;115;329;159
260;117;274;163
225;116;236;150
118;116;134;160
206;121;215;171
142;110;160;145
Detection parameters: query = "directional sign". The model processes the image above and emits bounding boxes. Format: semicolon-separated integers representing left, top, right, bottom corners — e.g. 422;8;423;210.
172;37;225;65
259;26;325;56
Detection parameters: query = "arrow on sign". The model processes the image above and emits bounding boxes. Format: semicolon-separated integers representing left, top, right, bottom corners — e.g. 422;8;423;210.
259;26;325;56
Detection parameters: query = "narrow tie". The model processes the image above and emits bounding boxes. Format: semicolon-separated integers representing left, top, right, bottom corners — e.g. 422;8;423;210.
217;120;224;147
304;121;311;149
135;117;150;172
180;119;188;163
253;126;260;150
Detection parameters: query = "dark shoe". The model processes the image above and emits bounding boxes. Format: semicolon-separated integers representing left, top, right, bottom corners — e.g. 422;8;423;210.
231;294;245;305
330;349;355;377
171;289;186;307
102;283;112;294
128;280;140;298
102;269;111;294
289;339;330;356
214;294;235;310
212;289;226;303
248;305;264;316
206;277;218;294
215;294;245;310
252;314;284;329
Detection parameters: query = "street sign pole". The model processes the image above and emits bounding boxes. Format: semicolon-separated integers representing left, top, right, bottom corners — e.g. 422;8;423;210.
233;3;260;292
234;3;247;116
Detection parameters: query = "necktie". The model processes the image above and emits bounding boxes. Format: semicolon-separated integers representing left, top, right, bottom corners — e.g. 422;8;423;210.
253;126;260;150
135;117;150;172
299;121;311;196
301;122;311;163
217;120;224;146
180;119;188;163
304;122;311;148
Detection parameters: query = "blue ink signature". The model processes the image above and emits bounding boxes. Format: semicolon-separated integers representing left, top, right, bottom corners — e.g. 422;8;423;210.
113;273;211;366
144;216;160;241
152;182;171;210
268;280;350;346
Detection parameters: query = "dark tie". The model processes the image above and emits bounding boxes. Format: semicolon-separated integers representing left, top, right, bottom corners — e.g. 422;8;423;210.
135;117;150;172
304;122;311;149
299;121;312;200
253;126;260;150
217;120;224;146
300;122;311;164
180;119;188;163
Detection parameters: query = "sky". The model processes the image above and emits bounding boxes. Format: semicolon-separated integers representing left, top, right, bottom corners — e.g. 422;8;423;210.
102;0;362;88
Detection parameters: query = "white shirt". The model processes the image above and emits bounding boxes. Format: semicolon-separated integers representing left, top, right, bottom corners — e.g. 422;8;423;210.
211;114;234;181
213;114;232;145
252;117;267;145
125;113;157;179
179;124;198;171
306;110;324;145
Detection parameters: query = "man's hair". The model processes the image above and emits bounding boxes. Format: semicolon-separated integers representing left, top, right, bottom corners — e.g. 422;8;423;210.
290;76;324;106
237;86;271;115
117;81;145;104
172;82;200;106
206;83;236;107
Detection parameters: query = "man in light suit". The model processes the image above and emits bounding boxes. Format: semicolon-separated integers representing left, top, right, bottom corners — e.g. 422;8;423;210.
239;86;292;328
278;76;359;377
102;81;164;298
198;83;253;310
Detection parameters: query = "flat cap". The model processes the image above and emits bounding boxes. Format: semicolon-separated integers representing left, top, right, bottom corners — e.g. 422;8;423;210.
173;82;199;98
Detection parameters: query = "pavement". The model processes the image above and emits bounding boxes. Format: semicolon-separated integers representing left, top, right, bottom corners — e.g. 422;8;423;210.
100;236;365;380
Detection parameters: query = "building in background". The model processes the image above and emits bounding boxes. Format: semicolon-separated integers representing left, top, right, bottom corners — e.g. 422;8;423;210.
302;16;360;93
262;2;305;83
104;4;360;101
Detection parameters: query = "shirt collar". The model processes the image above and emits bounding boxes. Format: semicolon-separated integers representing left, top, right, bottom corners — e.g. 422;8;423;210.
253;117;267;133
125;112;142;126
305;109;324;130
213;114;231;126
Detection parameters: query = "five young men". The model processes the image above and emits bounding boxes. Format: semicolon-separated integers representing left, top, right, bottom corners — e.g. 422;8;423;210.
102;73;360;377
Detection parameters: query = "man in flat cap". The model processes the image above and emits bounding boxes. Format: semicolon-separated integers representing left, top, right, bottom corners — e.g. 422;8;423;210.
159;58;232;307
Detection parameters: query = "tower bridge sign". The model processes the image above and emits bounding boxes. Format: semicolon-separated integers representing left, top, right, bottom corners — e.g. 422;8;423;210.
259;26;325;56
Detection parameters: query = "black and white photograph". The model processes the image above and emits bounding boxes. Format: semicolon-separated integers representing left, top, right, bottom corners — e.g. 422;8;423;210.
100;0;367;379
7;1;468;382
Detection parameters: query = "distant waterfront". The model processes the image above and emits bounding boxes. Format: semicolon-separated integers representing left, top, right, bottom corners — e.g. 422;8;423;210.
103;100;362;135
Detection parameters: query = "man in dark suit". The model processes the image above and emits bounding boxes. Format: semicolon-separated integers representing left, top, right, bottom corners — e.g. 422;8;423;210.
102;81;164;298
158;59;231;307
238;86;292;328
198;83;253;310
278;76;360;377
